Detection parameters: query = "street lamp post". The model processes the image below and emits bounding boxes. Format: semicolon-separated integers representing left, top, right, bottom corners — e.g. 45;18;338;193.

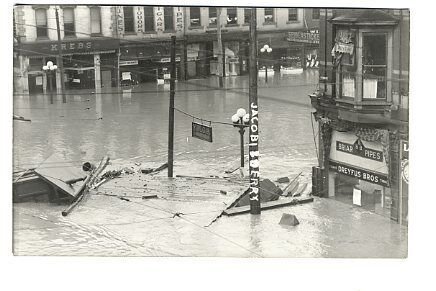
260;44;272;83
42;61;57;104
231;108;250;168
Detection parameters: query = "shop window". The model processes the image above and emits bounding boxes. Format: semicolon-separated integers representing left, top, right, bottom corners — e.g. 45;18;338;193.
143;6;154;32
288;8;298;21
227;7;237;25
35;8;48;38
265;8;274;24
63;8;75;37
164;7;173;31
209;7;217;26
244;8;251;24
312;8;320;20
190;7;201;27
362;33;387;99
334;29;357;99
123;6;134;33
90;6;101;35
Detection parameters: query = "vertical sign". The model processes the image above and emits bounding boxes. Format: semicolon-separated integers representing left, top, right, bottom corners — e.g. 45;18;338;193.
135;7;144;33
399;140;409;225
248;8;261;214
116;6;124;36
155;7;164;32
175;7;184;33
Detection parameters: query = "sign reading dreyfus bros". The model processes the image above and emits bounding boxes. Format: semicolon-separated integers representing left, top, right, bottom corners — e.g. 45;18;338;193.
329;160;389;187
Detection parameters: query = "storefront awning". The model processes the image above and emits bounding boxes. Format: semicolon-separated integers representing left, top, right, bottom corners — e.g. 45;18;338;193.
330;9;399;26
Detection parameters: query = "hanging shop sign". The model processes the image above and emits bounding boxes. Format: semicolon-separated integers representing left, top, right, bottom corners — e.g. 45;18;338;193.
332;42;354;55
160;57;181;63
286;31;320;44
329;160;389;187
336;140;383;162
192;121;213;142
119;60;139;66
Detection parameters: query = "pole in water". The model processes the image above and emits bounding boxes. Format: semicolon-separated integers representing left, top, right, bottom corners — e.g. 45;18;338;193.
168;36;176;177
248;8;261;214
55;7;66;103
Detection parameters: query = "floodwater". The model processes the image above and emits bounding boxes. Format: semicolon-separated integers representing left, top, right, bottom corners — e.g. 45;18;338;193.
12;70;408;257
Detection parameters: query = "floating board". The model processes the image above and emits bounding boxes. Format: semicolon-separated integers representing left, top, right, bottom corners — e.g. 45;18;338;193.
34;154;86;199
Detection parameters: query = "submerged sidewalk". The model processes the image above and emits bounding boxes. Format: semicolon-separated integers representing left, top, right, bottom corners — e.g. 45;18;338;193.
13;158;408;258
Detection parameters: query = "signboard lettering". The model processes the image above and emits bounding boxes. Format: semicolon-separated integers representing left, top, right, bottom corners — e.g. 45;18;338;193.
336;140;383;162
155;7;164;32
119;60;139;66
136;7;144;33
175;7;184;32
22;39;119;56
287;31;320;44
117;6;124;35
329;160;389;187
192;122;213;142
248;102;260;202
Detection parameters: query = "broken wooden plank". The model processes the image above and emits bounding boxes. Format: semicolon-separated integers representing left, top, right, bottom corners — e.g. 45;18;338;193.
34;154;86;199
62;156;110;217
223;197;314;216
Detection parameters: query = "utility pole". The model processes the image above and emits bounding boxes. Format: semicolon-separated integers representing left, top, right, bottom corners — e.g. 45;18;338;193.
168;36;176;177
55;7;66;103
216;8;223;88
248;8;261;215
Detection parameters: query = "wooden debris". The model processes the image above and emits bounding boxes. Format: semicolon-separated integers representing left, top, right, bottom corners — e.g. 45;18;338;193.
223;197;314;216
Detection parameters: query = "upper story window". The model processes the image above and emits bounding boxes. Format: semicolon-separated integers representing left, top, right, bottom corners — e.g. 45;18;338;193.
312;9;320;20
143;6;154;31
209;7;217;26
362;33;387;99
90;6;101;35
123;6;134;33
35;8;48;38
288;8;298;21
227;7;237;25
190;7;201;27
63;8;75;37
164;7;173;31
264;8;274;24
244;8;251;24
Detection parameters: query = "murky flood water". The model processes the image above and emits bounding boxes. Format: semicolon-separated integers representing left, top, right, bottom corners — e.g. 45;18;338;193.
12;70;408;257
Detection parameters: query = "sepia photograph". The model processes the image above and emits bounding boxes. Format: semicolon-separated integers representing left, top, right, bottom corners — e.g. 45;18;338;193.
4;0;433;289
11;3;410;258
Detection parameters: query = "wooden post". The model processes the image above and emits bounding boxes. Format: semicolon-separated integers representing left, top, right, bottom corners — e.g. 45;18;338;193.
168;36;176;177
248;8;260;215
55;7;66;103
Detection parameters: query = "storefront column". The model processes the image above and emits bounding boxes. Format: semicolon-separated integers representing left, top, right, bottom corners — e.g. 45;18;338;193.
94;54;102;89
328;172;335;197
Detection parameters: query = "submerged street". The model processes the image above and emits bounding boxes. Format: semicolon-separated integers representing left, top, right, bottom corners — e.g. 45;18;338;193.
12;71;408;257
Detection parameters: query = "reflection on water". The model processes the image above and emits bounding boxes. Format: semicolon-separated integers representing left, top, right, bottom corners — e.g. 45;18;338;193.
12;71;407;257
13;72;319;174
